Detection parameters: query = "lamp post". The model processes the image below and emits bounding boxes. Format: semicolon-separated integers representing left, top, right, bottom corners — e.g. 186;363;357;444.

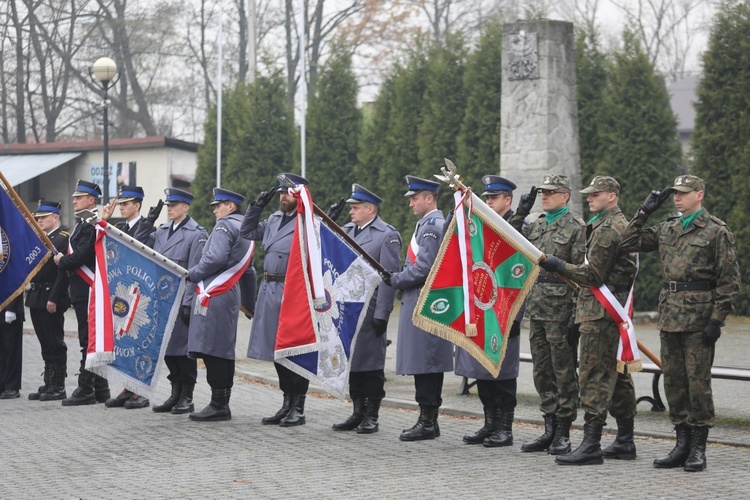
90;57;118;205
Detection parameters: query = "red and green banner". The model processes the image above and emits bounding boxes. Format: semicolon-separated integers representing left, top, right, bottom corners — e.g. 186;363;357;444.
413;190;542;377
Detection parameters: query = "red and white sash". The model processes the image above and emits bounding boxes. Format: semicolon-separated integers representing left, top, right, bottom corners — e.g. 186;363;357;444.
454;190;477;337
195;240;255;316
82;220;115;368
290;185;326;308
406;229;419;265
586;256;642;374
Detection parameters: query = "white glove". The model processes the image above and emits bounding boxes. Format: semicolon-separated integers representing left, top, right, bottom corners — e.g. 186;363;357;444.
5;311;17;323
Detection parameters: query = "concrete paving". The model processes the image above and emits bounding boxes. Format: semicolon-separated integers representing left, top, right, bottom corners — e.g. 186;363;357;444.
1;306;749;498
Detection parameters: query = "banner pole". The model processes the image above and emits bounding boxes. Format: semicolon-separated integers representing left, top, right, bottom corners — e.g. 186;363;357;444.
0;171;55;252
312;204;386;274
637;340;662;369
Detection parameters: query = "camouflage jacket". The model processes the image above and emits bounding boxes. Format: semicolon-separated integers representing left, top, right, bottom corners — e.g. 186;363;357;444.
560;206;638;323
620;208;741;332
509;210;585;321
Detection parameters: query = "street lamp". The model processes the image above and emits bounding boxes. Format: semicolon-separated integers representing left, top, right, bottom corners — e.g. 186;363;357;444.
90;57;118;205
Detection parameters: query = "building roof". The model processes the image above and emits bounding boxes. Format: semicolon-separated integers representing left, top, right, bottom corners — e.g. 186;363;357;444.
0;136;199;155
0;153;82;186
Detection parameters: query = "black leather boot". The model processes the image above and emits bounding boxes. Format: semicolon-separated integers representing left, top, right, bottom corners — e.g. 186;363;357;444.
105;389;134;408
684;426;709;472
548;416;572;455
463;406;495;444
521;414;556;452
555;423;604;465
153;383;182;413
262;393;293;425
189;389;231;421
483;410;514;447
93;374;110;403
357;398;381;434
602;418;636;460
333;397;366;431
29;364;51;400
40;363;67;401
400;407;439;441
171;383;195;414
61;370;96;406
280;395;307;427
653;424;692;468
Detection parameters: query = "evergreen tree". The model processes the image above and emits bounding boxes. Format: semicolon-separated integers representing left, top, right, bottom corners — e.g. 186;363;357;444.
596;31;682;310
356;79;395;192
456;16;504;189
692;1;750;314
306;45;362;208
575;26;609;185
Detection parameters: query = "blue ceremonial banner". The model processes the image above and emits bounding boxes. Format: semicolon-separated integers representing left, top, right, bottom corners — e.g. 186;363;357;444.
0;172;51;311
90;224;187;396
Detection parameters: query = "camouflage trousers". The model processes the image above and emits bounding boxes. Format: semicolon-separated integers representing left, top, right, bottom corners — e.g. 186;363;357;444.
529;320;578;420
579;319;636;426
660;330;715;427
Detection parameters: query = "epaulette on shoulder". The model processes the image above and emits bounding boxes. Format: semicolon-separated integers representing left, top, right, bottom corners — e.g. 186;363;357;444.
536;213;546;220
427;217;436;225
709;215;727;226
666;215;681;221
386;223;398;232
573;216;585;226
59;230;70;237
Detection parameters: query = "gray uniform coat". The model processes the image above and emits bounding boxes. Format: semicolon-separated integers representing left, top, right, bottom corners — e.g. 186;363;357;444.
342;216;402;372
137;216;208;356
241;205;296;362
391;210;454;375
187;212;251;360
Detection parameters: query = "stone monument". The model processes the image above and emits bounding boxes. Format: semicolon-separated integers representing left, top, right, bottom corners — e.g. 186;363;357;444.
500;19;582;217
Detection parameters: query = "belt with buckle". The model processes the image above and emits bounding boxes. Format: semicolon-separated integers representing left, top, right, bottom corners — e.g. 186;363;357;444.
30;282;54;291
263;273;285;283
536;274;566;285
663;281;716;292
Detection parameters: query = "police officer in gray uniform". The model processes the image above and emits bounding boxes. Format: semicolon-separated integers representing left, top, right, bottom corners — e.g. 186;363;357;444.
136;188;208;414
187;188;252;422
456;176;523;447
331;184;402;434
382;176;453;441
242;173;312;427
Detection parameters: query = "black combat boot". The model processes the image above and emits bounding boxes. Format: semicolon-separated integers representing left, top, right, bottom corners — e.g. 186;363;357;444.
279;395;307;427
483;410;514;447
28;364;51;400
93;374;110;403
40;363;67;401
105;389;134;408
548;416;572;455
555;423;604;465
189;389;231;421
171;383;195;414
357;398;382;434
602;418;636;460
463;406;495;444
124;393;150;409
262;393;293;425
153;383;182;413
333;397;366;431
684;426;709;472
653;424;692;468
400;407;439;441
521;414;556;452
61;370;96;406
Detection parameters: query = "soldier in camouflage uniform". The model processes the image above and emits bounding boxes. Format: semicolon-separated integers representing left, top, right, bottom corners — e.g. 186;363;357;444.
509;174;585;455
540;176;638;466
620;175;741;472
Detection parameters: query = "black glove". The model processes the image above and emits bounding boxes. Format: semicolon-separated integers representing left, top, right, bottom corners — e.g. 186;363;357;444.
640;188;672;216
516;185;537;216
326;197;346;222
539;255;566;273
566;319;580;346
379;271;392;287
372;318;388;337
702;318;722;345
509;321;521;338
146;200;164;224
181;305;191;326
254;185;278;208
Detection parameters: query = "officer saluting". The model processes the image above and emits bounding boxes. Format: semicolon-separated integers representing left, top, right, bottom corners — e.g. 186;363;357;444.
381;175;452;441
135;188;208;414
332;184;402;434
26;201;70;401
187;188;253;422
54;180;110;406
242;173;312;427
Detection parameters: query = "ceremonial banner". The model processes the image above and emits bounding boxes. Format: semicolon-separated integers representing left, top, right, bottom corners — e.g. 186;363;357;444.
89;223;187;396
0;172;52;311
413;190;542;377
275;186;380;397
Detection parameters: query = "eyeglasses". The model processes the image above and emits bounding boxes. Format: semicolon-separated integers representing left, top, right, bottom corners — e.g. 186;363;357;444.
538;189;565;196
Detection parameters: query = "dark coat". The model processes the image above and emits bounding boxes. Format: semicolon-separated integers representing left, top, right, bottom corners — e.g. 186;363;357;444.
57;216;96;304
25;227;70;311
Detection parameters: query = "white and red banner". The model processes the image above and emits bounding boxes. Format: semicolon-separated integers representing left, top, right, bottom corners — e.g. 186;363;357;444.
195;241;254;315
